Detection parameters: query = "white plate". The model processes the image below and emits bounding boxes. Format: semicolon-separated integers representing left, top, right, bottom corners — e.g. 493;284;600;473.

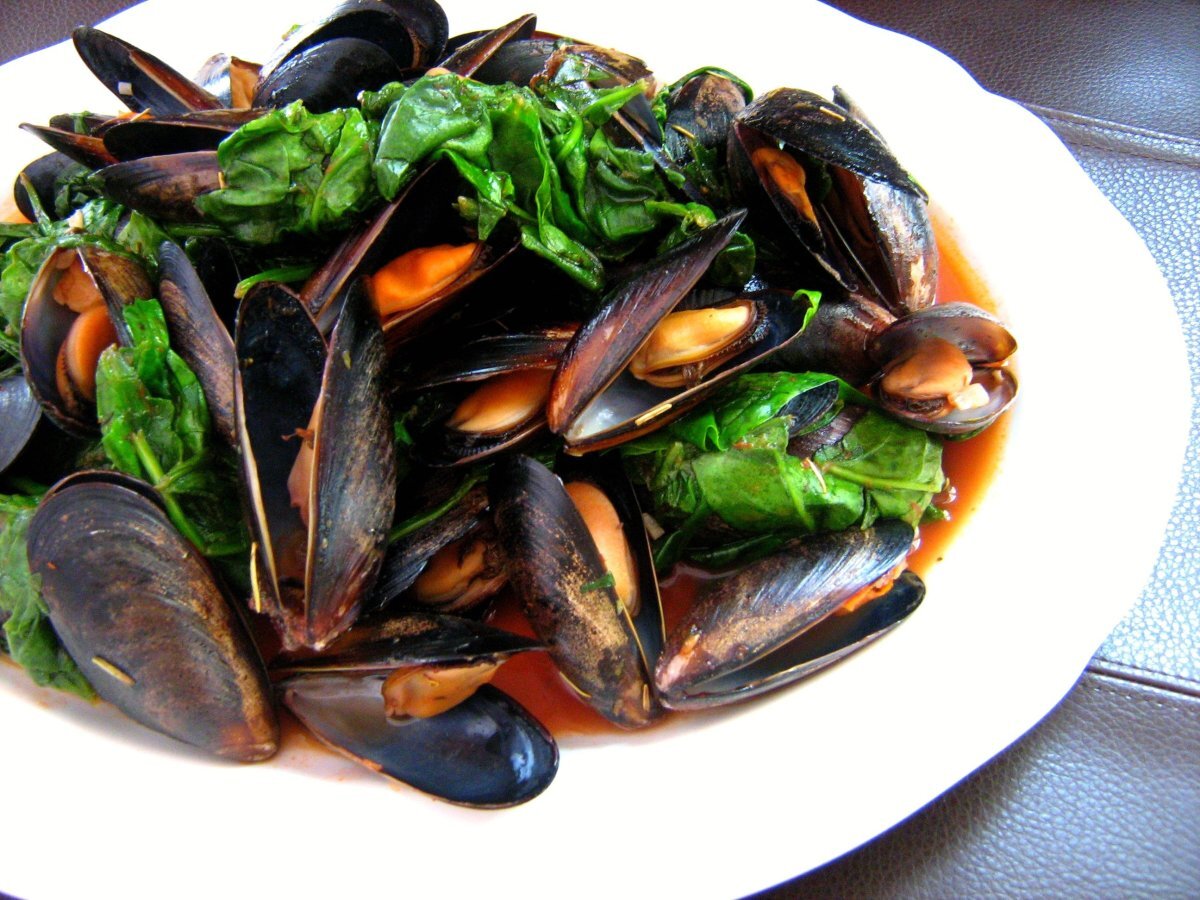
0;2;1187;898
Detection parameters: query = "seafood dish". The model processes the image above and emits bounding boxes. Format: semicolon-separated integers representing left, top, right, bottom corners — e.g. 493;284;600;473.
0;0;1016;807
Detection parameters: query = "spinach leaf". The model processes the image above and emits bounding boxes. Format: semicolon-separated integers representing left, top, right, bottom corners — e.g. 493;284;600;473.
624;371;945;564
95;299;248;561
0;493;94;700
0;199;163;362
194;102;380;244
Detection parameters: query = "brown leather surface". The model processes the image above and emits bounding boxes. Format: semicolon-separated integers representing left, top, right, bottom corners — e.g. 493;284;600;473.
0;0;138;62
762;672;1200;898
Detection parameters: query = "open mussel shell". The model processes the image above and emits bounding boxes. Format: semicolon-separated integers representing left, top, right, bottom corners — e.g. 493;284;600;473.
491;454;661;728
870;302;1018;434
157;241;236;447
369;479;492;612
547;211;745;447
405;329;574;467
19;123;118;170
237;280;396;650
194;53;262;109
437;14;538;77
655;520;917;710
662;69;749;204
303;162;516;339
731;88;936;316
554;282;815;452
274;610;542;676
72;26;222;115
13;152;90;221
282;678;557;807
20;245;152;435
255;37;408;112
27;471;278;760
93;150;220;222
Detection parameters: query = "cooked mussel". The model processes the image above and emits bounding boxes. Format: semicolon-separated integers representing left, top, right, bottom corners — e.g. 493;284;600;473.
548;211;814;451
491;454;663;728
0;374;42;476
72;26;223;115
253;0;450;110
236;279;395;650
730;87;936;317
26;470;278;760
277;611;557;807
20;245;152;434
655;520;921;709
871;303;1017;434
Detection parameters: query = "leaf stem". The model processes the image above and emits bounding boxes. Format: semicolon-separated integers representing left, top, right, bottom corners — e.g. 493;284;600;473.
131;430;209;553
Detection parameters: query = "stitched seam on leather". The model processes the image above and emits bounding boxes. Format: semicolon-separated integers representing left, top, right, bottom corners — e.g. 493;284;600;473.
1086;658;1200;700
1024;102;1200;152
1083;673;1200;712
1024;106;1200;166
1043;126;1200;167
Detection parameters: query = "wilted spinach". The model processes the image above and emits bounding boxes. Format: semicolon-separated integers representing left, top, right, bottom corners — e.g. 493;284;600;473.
623;371;945;566
95;299;248;561
0;492;94;700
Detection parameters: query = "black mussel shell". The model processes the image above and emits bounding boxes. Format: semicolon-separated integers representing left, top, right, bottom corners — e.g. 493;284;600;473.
437;14;538;77
871;303;1018;434
731;88;936;316
157;241;237;448
491;455;660;728
655;520;916;709
0;374;42;476
27;471;278;760
72;26;222;115
236;284;327;645
675;571;925;706
547;211;746;442
102;110;261;160
255;37;406;113
273;610;542;677
282;678;557;807
20;245;153;435
237;281;395;650
19;123;118;169
772;293;895;385
94;151;220;222
13;152;90;221
370;480;491;611
256;0;449;92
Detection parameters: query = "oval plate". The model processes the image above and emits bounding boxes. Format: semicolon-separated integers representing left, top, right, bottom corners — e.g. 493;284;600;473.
0;1;1187;897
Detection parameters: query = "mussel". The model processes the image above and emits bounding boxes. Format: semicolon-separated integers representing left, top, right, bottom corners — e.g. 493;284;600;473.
655;521;923;708
730;87;936;318
491;454;663;728
236;279;396;650
276;611;557;806
20;245;152;435
26;470;278;760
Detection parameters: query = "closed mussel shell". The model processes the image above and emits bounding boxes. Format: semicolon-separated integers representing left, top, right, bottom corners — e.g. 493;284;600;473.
93;150;221;223
26;471;278;760
655;520;917;709
0;374;42;476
